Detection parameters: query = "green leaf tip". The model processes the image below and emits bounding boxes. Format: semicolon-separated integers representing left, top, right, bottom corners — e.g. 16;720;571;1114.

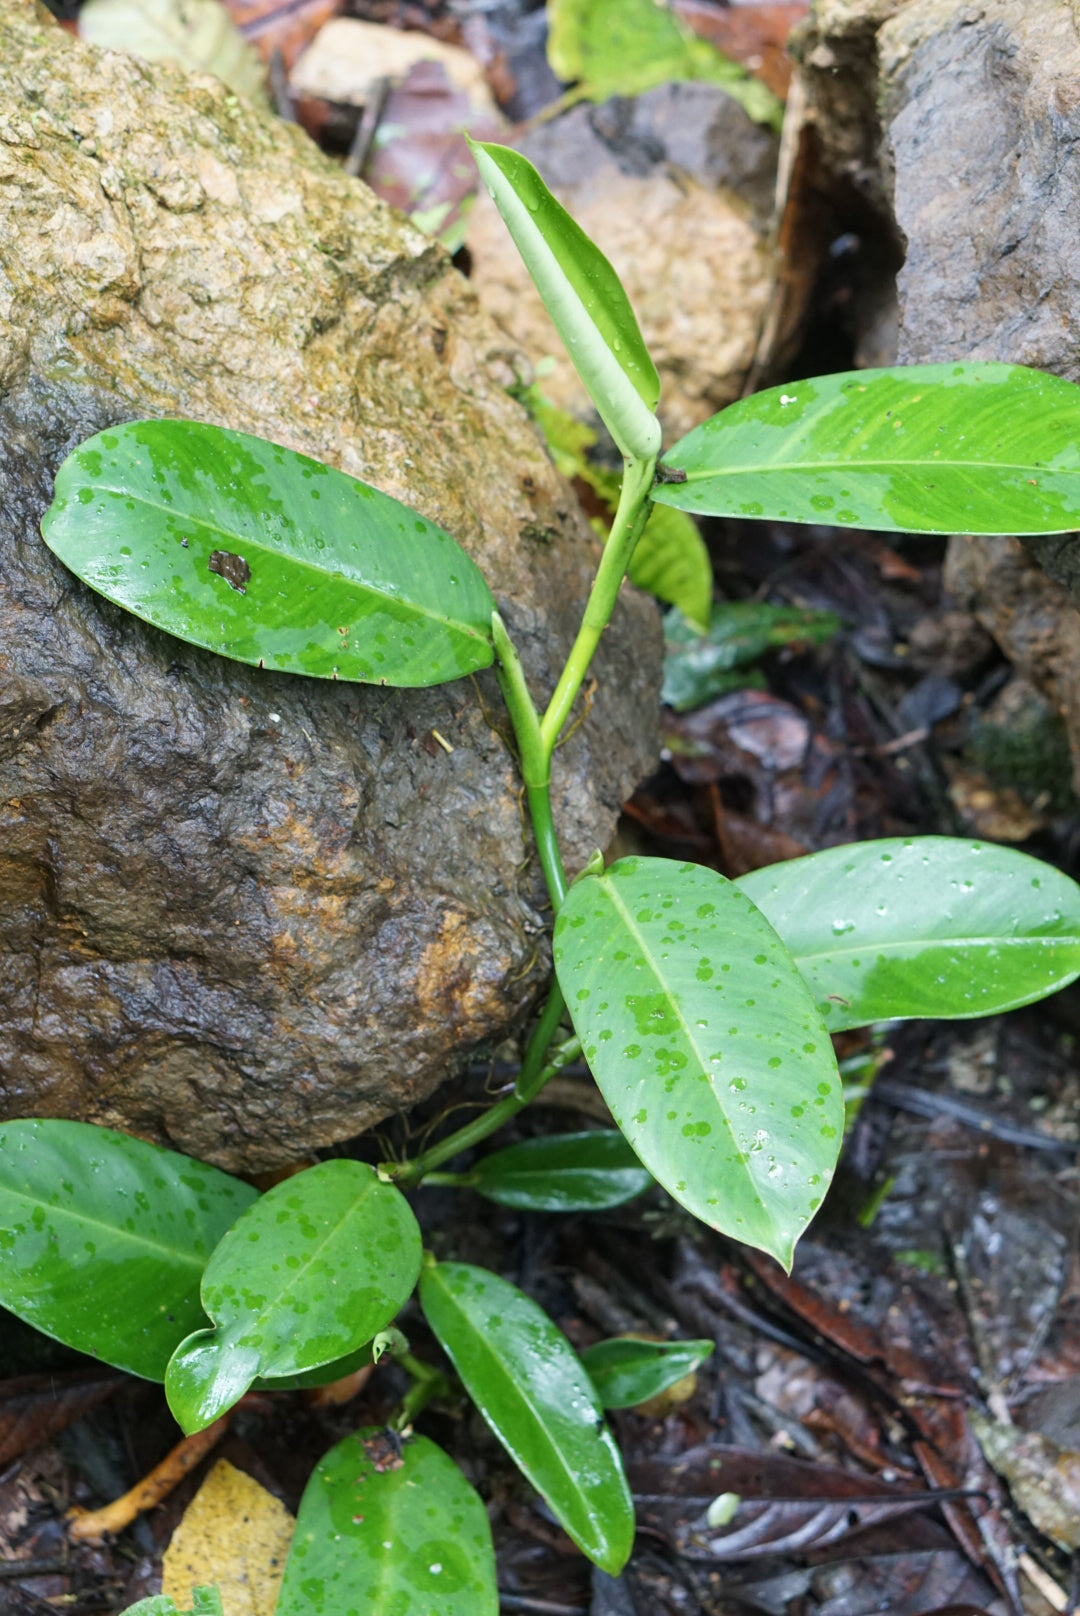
468;139;661;463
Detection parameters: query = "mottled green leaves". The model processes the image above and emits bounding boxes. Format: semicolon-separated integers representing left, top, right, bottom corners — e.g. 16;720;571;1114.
662;602;841;712
0;1120;256;1382
547;0;781;129
738;837;1080;1032
553;857;843;1268
277;1430;497;1616
581;1336;714;1409
419;1260;634;1573
653;365;1080;535
42;421;495;686
165;1161;421;1433
469;141;661;462
470;1131;653;1212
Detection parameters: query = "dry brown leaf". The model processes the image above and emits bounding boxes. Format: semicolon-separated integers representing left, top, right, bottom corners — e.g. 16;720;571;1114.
162;1459;295;1616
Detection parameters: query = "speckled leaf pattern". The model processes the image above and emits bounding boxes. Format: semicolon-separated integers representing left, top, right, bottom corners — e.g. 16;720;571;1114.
165;1161;421;1433
580;1336;714;1409
42;420;495;686
737;837;1080;1032
0;1120;257;1382
277;1429;498;1616
418;1260;635;1573
469;141;661;463
653;365;1080;535
553;858;843;1267
470;1130;654;1212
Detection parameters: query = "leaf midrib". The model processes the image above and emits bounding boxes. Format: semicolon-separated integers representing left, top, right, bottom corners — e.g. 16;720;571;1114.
0;1181;218;1272
82;486;490;644
598;878;806;1244
671;455;1080;485
426;1274;611;1554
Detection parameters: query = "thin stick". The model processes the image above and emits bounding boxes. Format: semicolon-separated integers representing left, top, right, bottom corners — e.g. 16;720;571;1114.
67;1413;232;1541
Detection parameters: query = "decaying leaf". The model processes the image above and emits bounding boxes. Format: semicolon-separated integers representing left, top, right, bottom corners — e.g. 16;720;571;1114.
970;1413;1080;1552
162;1459;296;1616
79;0;270;107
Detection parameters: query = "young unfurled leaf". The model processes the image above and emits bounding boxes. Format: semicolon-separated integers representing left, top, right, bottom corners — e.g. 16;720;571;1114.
419;1260;635;1573
0;1120;256;1382
165;1161;421;1433
277;1430;498;1616
662;602;841;712
470;1130;653;1212
553;857;843;1268
653;365;1080;535
737;837;1080;1031
42;421;495;686
469;141;661;463
581;1336;714;1410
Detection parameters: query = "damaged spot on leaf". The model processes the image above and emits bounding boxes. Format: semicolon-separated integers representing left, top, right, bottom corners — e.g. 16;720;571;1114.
208;550;251;594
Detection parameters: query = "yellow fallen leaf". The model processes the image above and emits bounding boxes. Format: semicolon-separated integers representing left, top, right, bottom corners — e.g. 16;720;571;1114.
162;1459;295;1616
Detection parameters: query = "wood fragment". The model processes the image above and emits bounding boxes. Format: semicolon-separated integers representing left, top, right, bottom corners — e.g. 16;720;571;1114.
67;1414;232;1542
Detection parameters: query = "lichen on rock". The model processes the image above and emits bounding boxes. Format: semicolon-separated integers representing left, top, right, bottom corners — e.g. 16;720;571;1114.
0;0;661;1169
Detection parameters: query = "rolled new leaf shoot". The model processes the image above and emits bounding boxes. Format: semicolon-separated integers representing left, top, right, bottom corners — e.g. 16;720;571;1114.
653;365;1080;535
165;1160;422;1433
42;420;496;686
737;837;1080;1031
0;1119;257;1382
469;140;661;463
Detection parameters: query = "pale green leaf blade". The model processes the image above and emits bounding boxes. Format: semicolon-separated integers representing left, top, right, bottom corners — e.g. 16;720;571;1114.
737;837;1080;1032
580;1336;714;1409
42;420;495;686
0;1120;256;1381
469;141;661;462
165;1160;421;1432
419;1260;635;1573
628;504;712;629
653;365;1080;535
276;1430;498;1616
553;857;843;1267
547;0;781;129
471;1130;654;1212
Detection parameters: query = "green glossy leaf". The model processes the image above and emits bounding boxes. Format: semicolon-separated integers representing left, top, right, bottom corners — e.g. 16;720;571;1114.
469;141;661;463
580;1336;714;1409
277;1429;497;1616
553;857;843;1267
547;0;781;129
42;420;495;686
653;365;1080;535
165;1160;421;1433
737;837;1080;1032
120;1590;223;1616
0;1119;256;1382
470;1130;653;1212
663;602;841;712
626;504;711;629
419;1260;634;1573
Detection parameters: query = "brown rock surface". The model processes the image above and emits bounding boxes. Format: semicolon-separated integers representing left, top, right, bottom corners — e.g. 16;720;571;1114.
0;0;661;1169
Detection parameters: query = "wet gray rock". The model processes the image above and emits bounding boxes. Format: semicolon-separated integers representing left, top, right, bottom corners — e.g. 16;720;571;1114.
794;0;1080;783
0;0;661;1170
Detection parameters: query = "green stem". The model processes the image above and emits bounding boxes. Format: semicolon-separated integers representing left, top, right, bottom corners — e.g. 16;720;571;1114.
391;1352;451;1431
389;1034;582;1186
539;454;656;758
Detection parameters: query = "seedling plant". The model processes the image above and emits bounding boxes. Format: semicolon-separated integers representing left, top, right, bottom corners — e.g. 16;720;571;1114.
6;140;1080;1611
